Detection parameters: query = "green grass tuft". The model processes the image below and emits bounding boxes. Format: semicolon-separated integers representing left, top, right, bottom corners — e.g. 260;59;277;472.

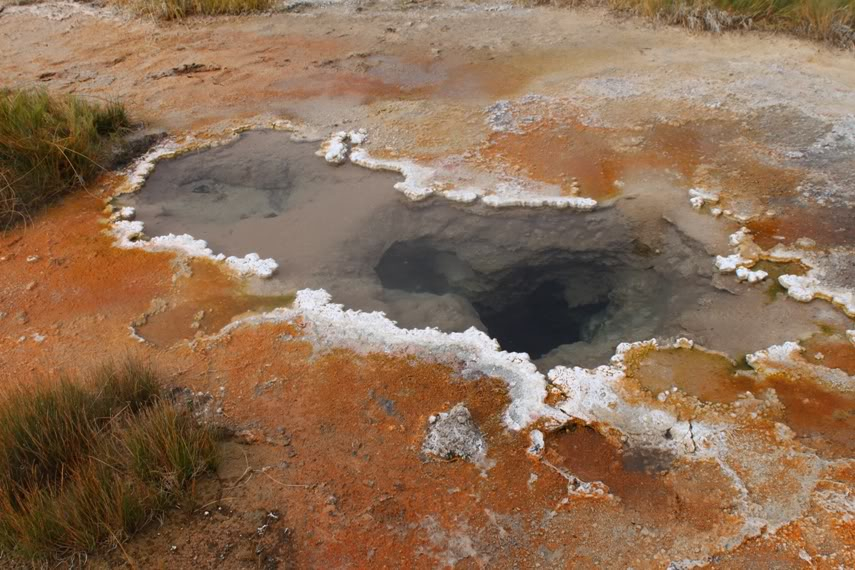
117;0;273;19
0;89;130;230
123;402;220;497
0;359;219;563
90;358;161;417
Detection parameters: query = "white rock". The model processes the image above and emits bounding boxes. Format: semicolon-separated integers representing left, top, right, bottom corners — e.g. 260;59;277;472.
224;253;279;278
715;254;752;273
688;187;719;210
736;267;768;283
527;429;545;457
482;194;597;210
112;224;278;279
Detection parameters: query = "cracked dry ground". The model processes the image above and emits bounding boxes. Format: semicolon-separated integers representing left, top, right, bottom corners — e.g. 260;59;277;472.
1;2;855;568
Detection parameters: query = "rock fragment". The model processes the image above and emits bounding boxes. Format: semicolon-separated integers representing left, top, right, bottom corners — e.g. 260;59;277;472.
422;404;486;463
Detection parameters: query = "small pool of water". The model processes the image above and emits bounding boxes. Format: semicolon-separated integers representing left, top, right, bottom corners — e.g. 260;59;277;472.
121;130;850;367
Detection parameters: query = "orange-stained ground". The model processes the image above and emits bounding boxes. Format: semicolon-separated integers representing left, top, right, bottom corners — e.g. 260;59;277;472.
1;1;855;567
2;183;851;567
0;191;175;380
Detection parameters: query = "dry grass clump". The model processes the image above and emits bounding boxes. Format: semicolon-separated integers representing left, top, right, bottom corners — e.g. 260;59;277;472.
0;89;130;231
117;0;272;19
0;360;219;563
786;0;855;43
522;0;855;47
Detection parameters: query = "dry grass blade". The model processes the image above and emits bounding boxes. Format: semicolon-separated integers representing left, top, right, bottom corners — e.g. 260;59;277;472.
115;0;273;19
519;0;855;47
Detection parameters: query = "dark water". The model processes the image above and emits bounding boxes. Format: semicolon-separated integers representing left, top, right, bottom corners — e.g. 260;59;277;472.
124;130;847;367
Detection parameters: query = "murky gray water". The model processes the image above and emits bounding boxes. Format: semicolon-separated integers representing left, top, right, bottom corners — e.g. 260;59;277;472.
123;130;850;367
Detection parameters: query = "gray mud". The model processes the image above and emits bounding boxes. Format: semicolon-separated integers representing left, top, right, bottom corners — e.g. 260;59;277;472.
123;130;850;367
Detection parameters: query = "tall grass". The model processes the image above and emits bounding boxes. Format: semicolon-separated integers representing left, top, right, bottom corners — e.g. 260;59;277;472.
116;0;272;19
0;89;130;230
0;360;219;563
523;0;855;46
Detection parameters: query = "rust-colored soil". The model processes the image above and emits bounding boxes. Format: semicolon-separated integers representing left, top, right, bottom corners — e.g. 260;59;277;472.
1;2;854;567
0;190;174;381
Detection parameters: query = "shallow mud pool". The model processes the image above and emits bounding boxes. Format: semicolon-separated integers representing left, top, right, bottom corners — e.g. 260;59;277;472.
121;130;849;367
